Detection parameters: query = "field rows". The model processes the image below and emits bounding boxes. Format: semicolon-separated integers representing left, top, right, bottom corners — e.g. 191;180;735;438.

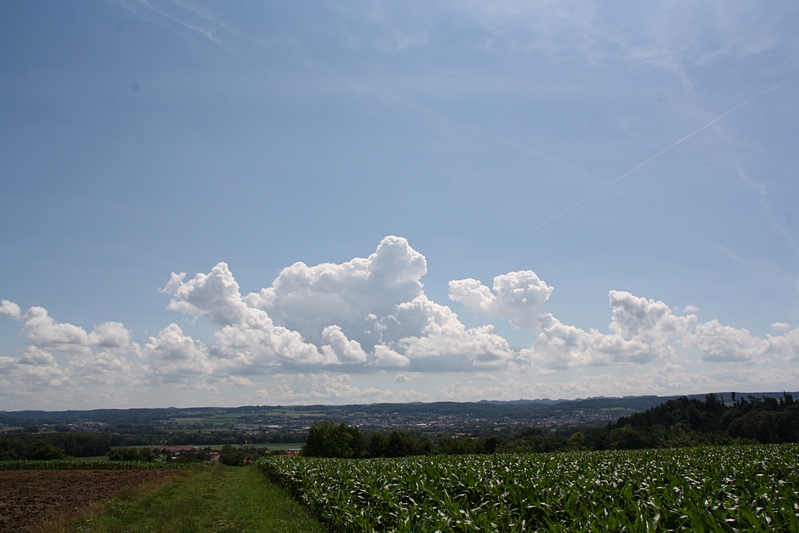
258;444;799;532
0;459;189;470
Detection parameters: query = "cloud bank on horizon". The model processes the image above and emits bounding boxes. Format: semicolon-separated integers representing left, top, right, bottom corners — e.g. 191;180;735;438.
2;236;798;408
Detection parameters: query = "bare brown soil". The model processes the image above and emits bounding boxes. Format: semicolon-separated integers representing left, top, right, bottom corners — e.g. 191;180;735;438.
0;469;173;533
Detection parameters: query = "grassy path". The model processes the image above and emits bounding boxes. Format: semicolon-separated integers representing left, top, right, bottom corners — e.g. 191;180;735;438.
55;465;325;533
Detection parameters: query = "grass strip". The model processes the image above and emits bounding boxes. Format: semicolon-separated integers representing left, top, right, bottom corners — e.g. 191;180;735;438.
53;464;326;533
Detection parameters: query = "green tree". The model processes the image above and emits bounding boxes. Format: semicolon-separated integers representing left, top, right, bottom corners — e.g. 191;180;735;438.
483;435;504;454
107;447;157;461
22;441;65;460
385;431;431;457
437;437;481;455
567;431;588;450
0;439;15;461
728;410;799;443
219;444;245;465
219;444;267;465
302;421;364;458
366;432;388;457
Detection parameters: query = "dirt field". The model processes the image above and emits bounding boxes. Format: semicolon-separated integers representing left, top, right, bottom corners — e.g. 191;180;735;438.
0;469;174;532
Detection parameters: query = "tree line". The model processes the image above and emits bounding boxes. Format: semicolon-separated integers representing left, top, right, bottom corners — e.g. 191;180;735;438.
301;420;543;458
108;428;305;447
301;393;799;458
0;432;109;459
108;444;270;466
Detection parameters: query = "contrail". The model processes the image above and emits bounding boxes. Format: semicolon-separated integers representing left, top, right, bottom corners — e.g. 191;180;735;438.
522;72;799;237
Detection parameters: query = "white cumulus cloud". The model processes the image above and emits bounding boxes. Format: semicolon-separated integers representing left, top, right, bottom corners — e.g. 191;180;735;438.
0;300;139;399
160;264;331;368
321;325;368;364
685;320;768;363
0;300;21;319
515;289;799;369
19;306;132;351
449;270;553;331
162;236;521;373
395;371;423;383
766;328;799;361
244;235;427;349
3;235;799;408
145;324;215;374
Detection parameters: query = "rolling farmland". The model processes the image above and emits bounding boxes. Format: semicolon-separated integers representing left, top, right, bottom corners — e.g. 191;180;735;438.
259;444;799;532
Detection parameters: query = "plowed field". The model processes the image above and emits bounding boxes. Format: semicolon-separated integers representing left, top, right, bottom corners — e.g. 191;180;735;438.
0;469;172;532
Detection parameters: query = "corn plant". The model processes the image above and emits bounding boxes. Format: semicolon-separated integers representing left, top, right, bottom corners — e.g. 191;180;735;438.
258;444;799;532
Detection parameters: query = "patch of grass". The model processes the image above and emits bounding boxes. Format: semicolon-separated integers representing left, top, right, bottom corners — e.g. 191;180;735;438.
51;465;325;533
258;443;304;451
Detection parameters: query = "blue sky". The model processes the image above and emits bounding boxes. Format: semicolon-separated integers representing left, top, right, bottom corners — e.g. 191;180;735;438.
1;1;798;410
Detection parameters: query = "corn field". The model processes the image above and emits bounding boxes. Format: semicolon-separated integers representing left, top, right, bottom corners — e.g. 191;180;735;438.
258;444;799;532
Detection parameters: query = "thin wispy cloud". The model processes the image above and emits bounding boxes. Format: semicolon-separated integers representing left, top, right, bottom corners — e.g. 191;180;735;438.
128;0;222;43
522;73;799;237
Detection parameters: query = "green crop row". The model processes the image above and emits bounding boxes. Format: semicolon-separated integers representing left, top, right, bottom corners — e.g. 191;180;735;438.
258;444;799;532
0;459;190;471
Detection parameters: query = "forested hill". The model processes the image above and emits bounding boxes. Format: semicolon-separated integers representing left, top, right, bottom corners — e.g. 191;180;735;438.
604;392;799;447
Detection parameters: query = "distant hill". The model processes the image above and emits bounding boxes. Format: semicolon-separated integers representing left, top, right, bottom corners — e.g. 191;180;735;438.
2;391;796;427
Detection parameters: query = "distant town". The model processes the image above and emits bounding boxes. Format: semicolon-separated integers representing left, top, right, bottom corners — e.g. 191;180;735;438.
3;392;786;446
